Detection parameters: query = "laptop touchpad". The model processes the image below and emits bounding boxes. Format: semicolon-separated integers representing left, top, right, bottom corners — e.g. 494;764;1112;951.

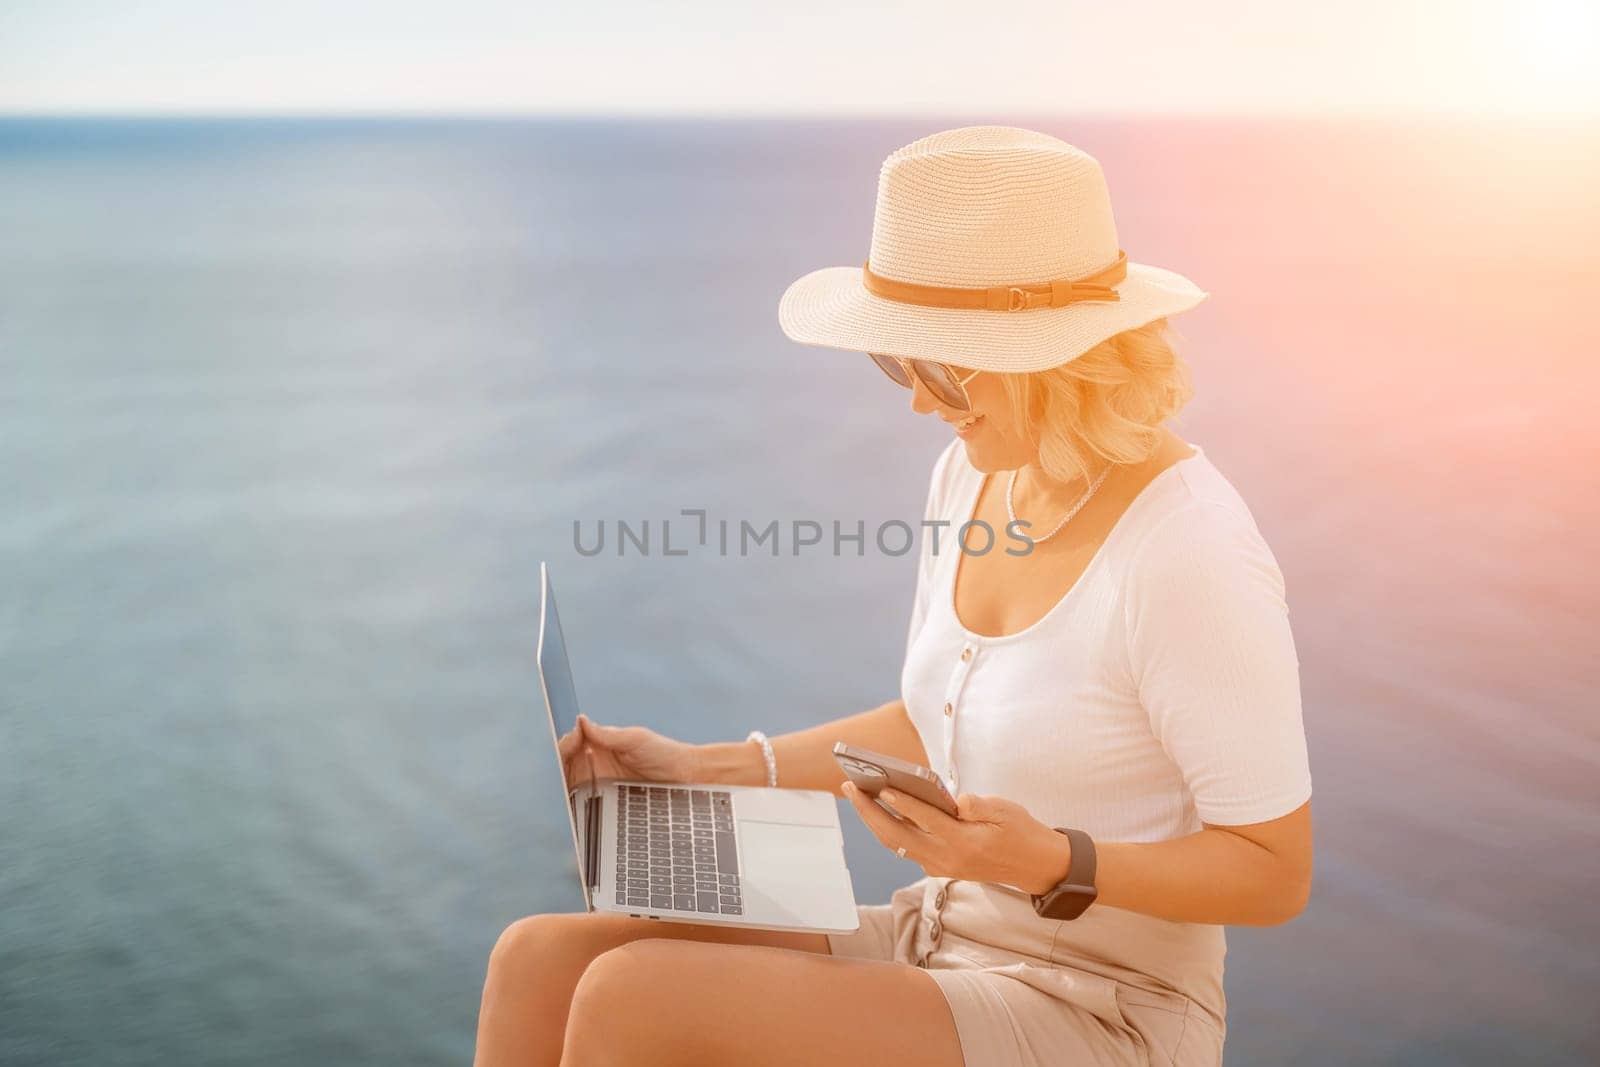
740;823;838;886
737;819;858;929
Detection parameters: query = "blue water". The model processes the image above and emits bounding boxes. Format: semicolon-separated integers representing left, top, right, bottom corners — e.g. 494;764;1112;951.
2;117;1597;1065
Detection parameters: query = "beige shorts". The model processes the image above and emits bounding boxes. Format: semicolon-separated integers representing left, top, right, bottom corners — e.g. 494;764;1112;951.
826;877;1224;1067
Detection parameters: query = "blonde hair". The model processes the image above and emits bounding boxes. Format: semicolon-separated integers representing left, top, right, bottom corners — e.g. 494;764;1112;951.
998;317;1193;485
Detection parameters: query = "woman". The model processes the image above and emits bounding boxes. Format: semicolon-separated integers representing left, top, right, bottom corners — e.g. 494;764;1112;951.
475;126;1313;1066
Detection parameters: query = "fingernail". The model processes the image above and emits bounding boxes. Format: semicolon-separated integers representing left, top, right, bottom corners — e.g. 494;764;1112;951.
881;789;898;802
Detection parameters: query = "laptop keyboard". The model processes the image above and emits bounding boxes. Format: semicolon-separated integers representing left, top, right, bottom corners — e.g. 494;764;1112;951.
614;784;743;916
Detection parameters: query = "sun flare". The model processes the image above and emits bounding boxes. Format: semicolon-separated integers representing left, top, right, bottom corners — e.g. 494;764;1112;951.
1512;0;1600;106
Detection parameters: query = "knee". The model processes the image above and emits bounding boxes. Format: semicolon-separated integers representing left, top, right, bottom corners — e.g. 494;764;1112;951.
566;940;660;1022
484;913;581;996
565;940;704;1063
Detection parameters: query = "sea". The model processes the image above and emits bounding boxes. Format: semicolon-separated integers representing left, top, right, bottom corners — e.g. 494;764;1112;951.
1;116;1597;1065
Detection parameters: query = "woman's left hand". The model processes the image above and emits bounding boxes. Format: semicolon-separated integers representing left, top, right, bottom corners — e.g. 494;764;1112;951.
842;781;1073;896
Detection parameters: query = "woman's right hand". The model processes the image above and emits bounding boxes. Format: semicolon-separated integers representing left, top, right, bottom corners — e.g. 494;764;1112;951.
558;713;703;785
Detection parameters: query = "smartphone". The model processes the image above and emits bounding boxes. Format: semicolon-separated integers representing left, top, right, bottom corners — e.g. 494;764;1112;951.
832;741;960;819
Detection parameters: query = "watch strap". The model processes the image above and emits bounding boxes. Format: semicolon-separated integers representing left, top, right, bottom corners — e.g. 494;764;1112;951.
1058;826;1095;889
1030;827;1098;920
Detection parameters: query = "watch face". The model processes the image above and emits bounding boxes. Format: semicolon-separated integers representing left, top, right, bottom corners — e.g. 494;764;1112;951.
1035;884;1097;921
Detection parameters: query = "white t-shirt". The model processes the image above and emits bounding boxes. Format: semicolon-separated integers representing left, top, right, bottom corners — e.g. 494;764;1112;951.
903;437;1313;845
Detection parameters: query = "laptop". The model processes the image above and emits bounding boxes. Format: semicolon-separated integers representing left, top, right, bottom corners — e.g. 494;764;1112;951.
536;562;860;934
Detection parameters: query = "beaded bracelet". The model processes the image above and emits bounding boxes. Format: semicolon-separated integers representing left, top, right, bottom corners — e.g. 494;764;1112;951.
745;730;778;788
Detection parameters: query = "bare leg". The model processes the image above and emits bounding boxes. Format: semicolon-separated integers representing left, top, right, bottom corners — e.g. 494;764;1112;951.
560;938;963;1067
473;912;834;1067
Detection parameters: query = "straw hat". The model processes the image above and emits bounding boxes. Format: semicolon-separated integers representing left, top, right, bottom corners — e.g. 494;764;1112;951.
777;125;1208;374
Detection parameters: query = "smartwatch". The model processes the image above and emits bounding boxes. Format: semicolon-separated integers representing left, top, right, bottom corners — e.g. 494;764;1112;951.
1030;827;1097;920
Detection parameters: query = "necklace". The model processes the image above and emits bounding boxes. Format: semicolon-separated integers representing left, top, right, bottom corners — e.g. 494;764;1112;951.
1006;463;1113;545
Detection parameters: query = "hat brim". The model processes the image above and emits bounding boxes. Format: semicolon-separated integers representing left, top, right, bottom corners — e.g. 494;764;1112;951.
778;260;1208;374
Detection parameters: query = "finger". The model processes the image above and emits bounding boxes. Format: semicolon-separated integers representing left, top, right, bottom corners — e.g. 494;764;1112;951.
879;788;959;836
842;782;923;855
956;793;1000;823
556;724;583;762
560;746;590;787
844;782;910;847
578;714;608;742
583;718;639;751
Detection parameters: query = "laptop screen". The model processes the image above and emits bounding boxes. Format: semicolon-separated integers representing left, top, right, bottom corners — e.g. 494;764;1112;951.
536;562;597;907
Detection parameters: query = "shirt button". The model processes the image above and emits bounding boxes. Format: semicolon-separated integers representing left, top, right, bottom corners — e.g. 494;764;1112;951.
960;646;973;662
943;702;953;717
929;918;942;940
933;887;947;909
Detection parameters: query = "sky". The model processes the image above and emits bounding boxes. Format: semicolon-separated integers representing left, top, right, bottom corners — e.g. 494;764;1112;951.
1;0;1597;117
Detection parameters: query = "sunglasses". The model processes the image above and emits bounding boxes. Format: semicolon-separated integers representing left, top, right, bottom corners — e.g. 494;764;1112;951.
868;352;982;411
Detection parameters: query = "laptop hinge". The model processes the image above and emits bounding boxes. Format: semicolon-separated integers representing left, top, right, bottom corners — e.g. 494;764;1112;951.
583;792;603;896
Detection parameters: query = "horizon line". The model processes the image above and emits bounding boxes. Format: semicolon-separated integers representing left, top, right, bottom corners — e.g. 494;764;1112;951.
0;107;1593;125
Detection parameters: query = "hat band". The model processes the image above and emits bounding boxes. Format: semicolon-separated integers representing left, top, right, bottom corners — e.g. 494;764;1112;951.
862;249;1128;312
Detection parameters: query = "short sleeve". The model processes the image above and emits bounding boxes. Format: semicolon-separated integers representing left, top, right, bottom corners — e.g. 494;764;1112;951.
1122;502;1313;826
905;439;965;653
